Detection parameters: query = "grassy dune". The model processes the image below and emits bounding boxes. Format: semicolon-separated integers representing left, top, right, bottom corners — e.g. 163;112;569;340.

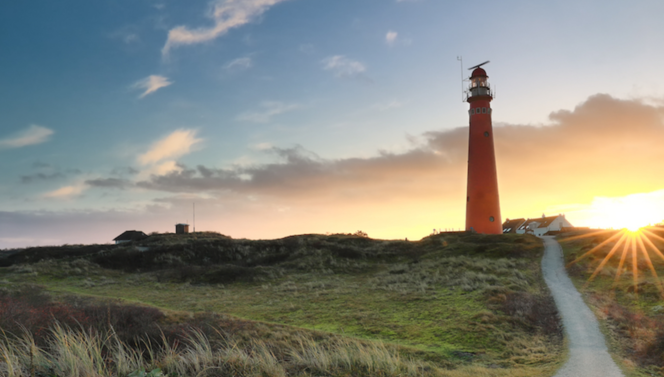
558;229;664;377
0;232;564;376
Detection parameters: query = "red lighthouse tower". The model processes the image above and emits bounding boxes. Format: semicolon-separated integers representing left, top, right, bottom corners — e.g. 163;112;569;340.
465;61;502;234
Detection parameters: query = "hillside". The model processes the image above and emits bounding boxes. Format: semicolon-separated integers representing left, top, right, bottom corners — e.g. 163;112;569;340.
0;232;564;376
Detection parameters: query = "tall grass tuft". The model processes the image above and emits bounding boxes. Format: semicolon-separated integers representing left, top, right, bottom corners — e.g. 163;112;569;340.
0;324;443;377
288;337;430;376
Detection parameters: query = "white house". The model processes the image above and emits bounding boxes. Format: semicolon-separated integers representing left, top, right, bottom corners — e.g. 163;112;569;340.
503;214;574;236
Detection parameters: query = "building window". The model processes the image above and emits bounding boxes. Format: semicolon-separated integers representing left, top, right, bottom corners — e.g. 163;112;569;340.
484;131;489;137
482;107;486;114
471;108;475;114
489;216;495;222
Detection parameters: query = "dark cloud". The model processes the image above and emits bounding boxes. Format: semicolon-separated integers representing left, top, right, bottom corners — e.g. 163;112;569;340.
136;140;460;203
21;164;81;184
111;167;139;176
21;172;65;184
85;178;133;189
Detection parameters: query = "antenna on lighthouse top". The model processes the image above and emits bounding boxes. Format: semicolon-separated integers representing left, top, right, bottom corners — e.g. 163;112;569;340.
468;60;490;71
457;56;465;102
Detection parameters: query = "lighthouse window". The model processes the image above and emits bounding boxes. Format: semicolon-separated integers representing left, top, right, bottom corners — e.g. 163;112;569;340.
470;109;475;114
482;108;486;114
489;216;495;222
484;131;489;137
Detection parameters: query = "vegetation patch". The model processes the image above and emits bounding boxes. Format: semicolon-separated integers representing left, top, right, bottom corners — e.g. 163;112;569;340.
0;232;564;376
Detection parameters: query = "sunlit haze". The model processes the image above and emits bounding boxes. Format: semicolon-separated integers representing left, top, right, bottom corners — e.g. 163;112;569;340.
2;0;664;247
576;191;664;231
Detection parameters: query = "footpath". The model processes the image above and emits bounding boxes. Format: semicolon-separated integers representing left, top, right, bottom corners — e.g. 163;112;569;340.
540;236;624;377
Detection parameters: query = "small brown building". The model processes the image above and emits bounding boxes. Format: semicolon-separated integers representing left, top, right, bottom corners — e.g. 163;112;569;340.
175;223;189;234
113;230;148;244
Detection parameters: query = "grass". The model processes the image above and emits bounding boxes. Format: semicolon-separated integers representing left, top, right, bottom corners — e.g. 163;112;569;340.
0;232;564;376
0;323;432;377
558;228;664;377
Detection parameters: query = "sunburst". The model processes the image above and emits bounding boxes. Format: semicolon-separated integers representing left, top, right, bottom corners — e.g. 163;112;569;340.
560;226;664;297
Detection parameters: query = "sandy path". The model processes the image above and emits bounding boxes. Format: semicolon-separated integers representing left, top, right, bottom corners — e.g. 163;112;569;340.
540;236;624;377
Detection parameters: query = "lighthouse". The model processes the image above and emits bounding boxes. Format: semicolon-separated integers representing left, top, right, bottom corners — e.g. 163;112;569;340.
465;62;502;234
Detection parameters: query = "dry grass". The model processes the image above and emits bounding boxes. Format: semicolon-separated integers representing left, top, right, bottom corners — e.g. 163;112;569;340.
0;324;440;377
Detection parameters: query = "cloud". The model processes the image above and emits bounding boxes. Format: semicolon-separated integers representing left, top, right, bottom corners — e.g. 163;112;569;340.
162;0;289;56
384;30;411;46
299;43;315;54
136;94;664;227
131;75;172;98
251;142;273;150
85;178;132;189
138;129;203;166
153;161;184;176
110;166;139;176
43;184;86;199
322;56;366;78
21;172;65;184
0;125;53;149
109;26;141;44
223;57;253;72
385;31;398;45
8;94;664;244
237;101;300;123
136;143;455;200
21;165;81;184
32;161;51;168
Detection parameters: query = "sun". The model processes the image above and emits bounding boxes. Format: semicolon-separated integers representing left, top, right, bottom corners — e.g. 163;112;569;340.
583;193;664;231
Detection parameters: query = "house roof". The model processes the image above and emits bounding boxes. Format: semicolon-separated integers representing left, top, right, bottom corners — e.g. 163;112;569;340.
536;216;562;228
113;230;148;242
502;218;526;233
517;216;563;231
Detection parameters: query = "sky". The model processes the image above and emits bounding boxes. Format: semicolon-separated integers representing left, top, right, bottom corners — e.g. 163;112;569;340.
2;0;664;248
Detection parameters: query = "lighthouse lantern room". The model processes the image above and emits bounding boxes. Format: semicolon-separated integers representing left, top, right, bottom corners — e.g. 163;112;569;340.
464;61;502;234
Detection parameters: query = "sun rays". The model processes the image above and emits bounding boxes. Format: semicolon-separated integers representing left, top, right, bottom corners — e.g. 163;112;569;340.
560;226;664;297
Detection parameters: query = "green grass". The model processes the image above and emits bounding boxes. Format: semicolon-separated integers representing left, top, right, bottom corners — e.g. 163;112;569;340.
0;232;564;376
558;229;664;377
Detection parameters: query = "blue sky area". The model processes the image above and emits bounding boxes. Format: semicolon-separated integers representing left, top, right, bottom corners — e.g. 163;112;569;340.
2;0;664;247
